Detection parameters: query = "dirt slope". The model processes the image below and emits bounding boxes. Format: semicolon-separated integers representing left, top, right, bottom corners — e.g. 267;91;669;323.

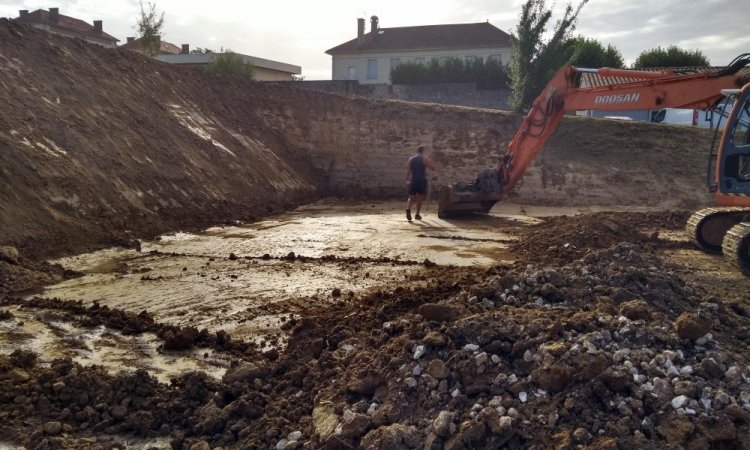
0;20;717;262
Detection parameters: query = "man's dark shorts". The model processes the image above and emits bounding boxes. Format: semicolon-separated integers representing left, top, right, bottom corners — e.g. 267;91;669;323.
409;179;428;195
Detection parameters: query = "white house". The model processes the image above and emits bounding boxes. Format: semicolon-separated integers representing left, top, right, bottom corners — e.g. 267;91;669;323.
325;16;513;85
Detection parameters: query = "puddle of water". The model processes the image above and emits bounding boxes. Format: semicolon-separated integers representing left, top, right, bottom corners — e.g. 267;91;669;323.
0;306;226;384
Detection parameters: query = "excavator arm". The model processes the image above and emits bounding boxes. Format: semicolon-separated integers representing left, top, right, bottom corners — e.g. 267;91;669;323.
500;60;748;196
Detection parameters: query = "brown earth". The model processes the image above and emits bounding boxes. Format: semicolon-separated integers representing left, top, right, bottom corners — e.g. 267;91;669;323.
1;19;749;450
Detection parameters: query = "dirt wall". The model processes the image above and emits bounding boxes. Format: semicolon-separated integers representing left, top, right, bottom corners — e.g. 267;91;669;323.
0;20;715;261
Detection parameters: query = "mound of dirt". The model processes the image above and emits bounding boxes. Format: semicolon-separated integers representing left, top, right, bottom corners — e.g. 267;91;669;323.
511;211;691;265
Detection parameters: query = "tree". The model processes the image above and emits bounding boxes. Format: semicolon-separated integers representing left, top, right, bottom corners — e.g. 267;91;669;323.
190;47;215;54
135;1;165;57
508;0;587;111
633;46;710;68
568;37;624;68
205;50;255;80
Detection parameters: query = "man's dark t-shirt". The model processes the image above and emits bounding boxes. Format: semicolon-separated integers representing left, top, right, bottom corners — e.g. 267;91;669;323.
408;154;428;195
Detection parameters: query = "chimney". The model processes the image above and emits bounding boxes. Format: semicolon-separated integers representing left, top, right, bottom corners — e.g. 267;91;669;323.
357;18;365;38
49;7;59;22
370;15;378;33
127;36;135;44
181;44;189;54
19;10;29;17
93;20;102;33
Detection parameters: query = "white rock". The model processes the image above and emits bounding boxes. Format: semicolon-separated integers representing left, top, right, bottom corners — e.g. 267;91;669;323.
507;407;519;418
701;398;712;410
491;354;501;364
667;366;680;377
519;392;528;403
334;423;343;436
469;296;478;302
508;374;518;384
685;408;696;415
413;345;426;359
482;299;495;307
671;395;689;409
451;388;461;398
343;409;355;422
495;406;507;416
680;366;693;376
276;439;288;449
404;377;418;388
463;344;480;352
367;403;378;415
488;396;503;408
475;352;489;366
288;431;302;441
382;322;392;329
413;366;422;376
523;350;534;362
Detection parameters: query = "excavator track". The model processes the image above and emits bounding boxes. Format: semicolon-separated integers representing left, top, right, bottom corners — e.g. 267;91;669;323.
723;222;750;275
686;207;750;253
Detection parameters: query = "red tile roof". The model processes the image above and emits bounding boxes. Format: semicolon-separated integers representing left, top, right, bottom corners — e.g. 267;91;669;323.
15;9;118;42
326;22;512;55
120;37;182;55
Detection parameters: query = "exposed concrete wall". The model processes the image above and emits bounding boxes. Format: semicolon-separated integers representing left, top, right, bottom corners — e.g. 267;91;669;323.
291;81;511;110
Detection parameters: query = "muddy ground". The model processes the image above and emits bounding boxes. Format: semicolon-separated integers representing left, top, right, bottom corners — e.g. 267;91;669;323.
1;201;749;450
2;17;749;450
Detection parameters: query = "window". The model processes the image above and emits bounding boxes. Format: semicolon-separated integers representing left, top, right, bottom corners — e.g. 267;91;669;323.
367;59;378;79
465;55;479;64
488;54;503;64
347;66;356;80
439;56;450;64
414;57;425;65
731;98;750;147
390;58;401;71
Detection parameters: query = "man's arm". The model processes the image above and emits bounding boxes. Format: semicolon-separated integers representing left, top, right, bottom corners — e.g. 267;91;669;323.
405;160;412;182
425;157;437;171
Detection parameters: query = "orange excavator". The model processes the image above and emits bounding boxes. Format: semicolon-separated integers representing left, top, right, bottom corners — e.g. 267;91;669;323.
437;54;750;274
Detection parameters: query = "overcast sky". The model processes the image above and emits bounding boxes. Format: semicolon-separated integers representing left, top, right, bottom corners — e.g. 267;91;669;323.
1;0;748;79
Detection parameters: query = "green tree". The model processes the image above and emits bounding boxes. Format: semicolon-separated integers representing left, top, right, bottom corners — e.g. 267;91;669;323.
205;50;255;80
568;37;624;68
135;1;165;57
508;0;587;111
633;46;710;68
190;47;215;54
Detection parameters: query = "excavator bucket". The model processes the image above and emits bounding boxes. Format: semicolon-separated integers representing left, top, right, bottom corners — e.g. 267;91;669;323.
437;169;503;218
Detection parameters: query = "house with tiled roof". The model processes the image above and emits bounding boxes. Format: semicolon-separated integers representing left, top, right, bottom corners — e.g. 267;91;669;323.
120;36;185;56
14;7;118;48
325;16;513;84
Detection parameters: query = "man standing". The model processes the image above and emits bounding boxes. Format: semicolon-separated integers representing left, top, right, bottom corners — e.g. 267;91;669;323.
405;144;437;221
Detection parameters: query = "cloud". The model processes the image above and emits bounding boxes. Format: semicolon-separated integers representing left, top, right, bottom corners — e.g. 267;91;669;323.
0;0;746;78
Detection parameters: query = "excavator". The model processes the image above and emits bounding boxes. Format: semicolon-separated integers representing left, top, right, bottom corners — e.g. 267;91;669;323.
437;54;750;274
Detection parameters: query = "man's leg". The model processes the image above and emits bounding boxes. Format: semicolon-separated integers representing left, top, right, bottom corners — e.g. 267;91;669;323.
415;194;423;219
406;194;413;221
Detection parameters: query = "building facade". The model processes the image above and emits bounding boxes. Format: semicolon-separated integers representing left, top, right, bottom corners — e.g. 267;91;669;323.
326;16;513;85
15;8;118;48
156;52;301;82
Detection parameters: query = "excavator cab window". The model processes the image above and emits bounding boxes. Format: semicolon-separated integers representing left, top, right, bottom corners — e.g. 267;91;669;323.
722;95;750;189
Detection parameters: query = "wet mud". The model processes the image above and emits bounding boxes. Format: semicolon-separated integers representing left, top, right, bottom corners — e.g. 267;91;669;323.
1;202;749;449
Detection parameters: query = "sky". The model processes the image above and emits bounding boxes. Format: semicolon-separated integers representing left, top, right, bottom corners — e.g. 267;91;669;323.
1;0;748;80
